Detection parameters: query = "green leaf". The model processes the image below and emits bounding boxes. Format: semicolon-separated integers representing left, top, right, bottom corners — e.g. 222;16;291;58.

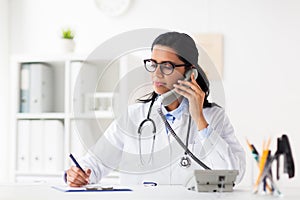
62;28;74;39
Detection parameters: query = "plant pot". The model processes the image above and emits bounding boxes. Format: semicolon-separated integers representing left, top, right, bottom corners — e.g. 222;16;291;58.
61;39;75;53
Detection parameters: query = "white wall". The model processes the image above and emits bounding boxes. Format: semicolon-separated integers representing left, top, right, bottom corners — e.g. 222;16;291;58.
0;0;9;182
7;0;300;187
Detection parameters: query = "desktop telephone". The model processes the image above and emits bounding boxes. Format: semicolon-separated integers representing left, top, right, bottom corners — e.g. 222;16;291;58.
185;170;239;192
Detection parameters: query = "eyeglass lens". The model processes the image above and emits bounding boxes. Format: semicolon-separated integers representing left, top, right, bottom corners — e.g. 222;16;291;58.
144;60;174;75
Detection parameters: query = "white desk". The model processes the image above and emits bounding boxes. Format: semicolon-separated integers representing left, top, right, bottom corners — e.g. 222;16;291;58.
0;184;299;200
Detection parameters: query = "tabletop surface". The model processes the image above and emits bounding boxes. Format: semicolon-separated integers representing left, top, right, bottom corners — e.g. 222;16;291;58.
0;184;299;200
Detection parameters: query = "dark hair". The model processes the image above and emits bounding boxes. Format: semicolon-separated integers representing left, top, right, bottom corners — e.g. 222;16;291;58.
138;31;212;108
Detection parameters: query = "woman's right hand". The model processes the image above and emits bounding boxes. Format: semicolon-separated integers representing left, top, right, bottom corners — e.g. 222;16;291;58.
66;166;91;187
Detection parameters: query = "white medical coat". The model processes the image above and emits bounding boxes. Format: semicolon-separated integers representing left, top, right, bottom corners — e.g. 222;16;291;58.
79;97;246;185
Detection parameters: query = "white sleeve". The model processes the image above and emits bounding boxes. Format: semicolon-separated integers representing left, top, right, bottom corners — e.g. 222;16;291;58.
192;108;246;184
79;120;125;184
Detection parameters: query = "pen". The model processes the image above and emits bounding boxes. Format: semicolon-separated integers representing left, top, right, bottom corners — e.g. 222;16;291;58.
246;139;260;162
69;153;86;174
251;144;259;162
143;181;157;186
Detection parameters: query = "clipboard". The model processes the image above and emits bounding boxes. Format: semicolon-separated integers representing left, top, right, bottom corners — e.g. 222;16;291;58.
52;185;132;192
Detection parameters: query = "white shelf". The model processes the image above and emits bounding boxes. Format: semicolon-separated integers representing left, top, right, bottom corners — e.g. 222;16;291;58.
11;54;87;183
10;53;121;184
16;113;65;119
10;53;88;63
70;111;114;119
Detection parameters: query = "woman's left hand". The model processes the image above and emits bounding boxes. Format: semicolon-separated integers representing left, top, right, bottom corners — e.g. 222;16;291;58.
173;72;208;130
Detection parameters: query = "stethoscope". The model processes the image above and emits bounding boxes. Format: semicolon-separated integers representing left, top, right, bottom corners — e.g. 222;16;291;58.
137;97;156;165
137;97;192;168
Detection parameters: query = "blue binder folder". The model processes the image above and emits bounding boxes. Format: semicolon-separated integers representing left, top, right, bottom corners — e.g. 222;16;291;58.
52;185;132;192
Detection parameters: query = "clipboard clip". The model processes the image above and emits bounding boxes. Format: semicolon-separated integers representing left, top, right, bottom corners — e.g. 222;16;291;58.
85;185;114;191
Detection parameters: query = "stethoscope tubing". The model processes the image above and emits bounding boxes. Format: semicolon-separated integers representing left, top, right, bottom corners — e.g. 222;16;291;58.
157;107;211;170
138;117;156;165
137;96;211;170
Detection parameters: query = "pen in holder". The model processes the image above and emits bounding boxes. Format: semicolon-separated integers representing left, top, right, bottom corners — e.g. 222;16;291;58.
247;134;295;196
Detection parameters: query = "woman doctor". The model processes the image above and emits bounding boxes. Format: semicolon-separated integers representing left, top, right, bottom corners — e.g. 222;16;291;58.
66;32;246;187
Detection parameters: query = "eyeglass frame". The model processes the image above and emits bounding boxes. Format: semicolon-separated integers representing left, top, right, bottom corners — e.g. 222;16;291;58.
143;58;191;75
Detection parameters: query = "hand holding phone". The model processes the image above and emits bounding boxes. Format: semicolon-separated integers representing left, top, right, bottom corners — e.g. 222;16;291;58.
161;68;198;106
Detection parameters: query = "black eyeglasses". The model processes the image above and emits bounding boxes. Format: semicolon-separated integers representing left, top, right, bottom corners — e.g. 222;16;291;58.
143;59;190;75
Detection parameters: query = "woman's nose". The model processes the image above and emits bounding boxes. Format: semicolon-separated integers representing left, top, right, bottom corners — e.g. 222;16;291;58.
153;65;163;77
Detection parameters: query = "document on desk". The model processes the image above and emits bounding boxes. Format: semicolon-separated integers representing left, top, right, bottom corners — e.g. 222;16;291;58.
52;184;132;192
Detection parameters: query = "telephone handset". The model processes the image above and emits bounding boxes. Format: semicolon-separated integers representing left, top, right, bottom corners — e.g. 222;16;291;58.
161;68;198;106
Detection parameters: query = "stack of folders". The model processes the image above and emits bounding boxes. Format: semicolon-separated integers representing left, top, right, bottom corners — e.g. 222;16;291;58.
17;120;64;173
20;63;53;113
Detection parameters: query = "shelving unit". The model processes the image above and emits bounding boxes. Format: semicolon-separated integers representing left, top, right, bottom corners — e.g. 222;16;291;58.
10;54;118;184
10;51;150;184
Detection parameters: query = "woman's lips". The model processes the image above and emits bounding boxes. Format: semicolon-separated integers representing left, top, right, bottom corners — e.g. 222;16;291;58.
153;81;166;87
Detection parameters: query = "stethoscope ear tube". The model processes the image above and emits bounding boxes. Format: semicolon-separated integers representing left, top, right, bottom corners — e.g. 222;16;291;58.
138;118;156;135
157;107;211;170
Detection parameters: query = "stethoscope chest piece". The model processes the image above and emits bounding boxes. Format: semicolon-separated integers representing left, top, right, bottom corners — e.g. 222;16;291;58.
180;156;191;168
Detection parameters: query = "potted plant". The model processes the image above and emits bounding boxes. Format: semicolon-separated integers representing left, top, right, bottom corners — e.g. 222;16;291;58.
61;28;75;52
